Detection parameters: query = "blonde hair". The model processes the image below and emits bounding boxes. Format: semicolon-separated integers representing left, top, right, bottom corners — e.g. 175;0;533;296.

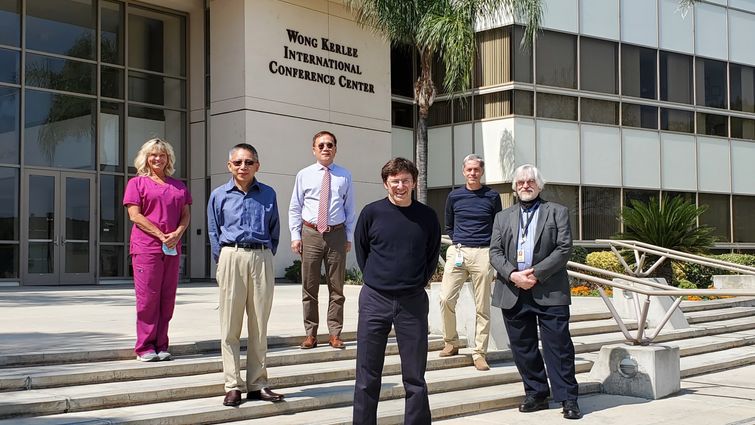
134;138;176;177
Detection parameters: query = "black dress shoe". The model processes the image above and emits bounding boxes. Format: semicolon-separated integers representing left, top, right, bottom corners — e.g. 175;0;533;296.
223;390;242;406
247;387;285;402
562;400;582;419
519;395;549;412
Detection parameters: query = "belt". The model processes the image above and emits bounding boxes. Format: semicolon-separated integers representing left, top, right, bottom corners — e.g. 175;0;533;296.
302;220;344;233
221;242;267;250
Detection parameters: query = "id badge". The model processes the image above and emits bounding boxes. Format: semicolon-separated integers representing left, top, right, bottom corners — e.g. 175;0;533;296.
162;243;178;256
454;244;464;267
516;249;525;263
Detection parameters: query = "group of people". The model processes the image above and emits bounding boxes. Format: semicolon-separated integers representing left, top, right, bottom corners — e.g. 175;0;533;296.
122;132;582;424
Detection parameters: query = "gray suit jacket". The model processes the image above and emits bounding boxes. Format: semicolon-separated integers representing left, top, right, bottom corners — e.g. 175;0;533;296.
489;199;573;310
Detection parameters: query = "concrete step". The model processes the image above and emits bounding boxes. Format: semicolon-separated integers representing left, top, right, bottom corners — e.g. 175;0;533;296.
0;337;447;392
0;359;595;424
679;296;755;313
680;344;755;378
684;306;755;324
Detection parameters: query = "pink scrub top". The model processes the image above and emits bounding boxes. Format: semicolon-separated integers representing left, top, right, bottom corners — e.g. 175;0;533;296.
123;176;193;255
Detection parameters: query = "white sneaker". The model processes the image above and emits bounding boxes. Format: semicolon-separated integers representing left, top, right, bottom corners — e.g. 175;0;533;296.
157;351;172;361
136;351;159;362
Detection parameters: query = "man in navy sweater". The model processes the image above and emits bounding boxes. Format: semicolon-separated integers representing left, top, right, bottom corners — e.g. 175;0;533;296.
353;157;440;425
439;154;502;371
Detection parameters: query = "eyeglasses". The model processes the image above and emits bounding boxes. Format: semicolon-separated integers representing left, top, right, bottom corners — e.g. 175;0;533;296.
230;159;257;167
387;178;413;187
317;142;335;150
515;179;536;187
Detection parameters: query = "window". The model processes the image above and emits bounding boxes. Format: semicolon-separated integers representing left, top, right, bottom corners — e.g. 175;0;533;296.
128;71;185;108
621;44;656;99
624;189;659;209
0;167;19;278
660;51;693;104
582;186;620;239
663;191;695;205
475;26;512;87
0;86;19;164
101;0;124;64
696;58;727;109
391;45;414;97
0;48;19;84
536;93;577;121
696;113;728;137
541;184;579;239
474;91;511;120
99;102;123;171
622;103;658;129
127;105;185;177
661;108;694;133
580;38;618;94
0;0;20;47
699;193;730;242
513;26;532;83
731;117;755;140
453;97;473;123
26;0;96;59
128;6;186;76
536;31;576;89
25;53;96;95
581;98;619;125
513;90;533;116
391;101;413;128
426;99;451;126
733;196;755;242
730;63;755;113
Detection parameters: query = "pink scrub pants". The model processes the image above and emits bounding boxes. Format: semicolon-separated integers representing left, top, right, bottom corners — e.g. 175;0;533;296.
132;253;180;356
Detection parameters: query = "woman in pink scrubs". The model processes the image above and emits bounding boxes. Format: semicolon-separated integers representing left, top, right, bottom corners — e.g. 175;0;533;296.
123;138;192;362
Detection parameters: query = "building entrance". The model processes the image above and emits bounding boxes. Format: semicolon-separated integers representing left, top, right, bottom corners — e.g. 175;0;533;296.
21;171;96;285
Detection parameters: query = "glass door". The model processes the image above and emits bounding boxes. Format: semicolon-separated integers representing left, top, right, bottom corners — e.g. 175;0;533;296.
22;171;95;285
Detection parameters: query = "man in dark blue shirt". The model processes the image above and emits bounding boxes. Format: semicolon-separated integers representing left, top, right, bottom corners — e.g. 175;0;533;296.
353;158;440;425
439;154;502;371
207;143;283;407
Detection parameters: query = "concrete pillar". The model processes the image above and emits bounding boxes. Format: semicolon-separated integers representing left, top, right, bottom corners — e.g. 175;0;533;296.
588;344;681;399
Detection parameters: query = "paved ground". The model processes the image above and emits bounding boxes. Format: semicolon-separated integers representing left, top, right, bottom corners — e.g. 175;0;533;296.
0;283;753;424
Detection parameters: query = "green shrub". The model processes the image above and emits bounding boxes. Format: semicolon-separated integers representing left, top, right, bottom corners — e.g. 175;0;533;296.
284;260;302;283
717;253;755;267
570;246;588;264
677;278;697;290
679;253;755;289
585;251;624;274
345;266;364;285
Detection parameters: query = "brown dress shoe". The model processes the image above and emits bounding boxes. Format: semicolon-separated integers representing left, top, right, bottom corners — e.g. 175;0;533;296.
223;390;242;406
248;387;285;402
439;343;459;357
474;357;490;371
300;335;317;349
328;335;345;349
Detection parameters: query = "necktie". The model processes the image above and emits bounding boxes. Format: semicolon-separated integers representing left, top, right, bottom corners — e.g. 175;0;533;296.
317;167;331;233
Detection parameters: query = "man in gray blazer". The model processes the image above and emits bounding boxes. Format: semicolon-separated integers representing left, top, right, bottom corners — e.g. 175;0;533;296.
489;164;581;420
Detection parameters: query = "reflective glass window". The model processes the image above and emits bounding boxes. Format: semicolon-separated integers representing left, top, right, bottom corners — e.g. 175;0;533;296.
0;167;18;241
475;26;512;87
513;90;533;116
621;44;656;99
660;108;694;133
127;105;185;177
101;0;124;64
26;0;96;59
536;31;576;88
582;186;620;240
696;58;727;109
541;184;579;239
581;98;619;125
699;193;730;242
624;189;659;208
513;26;532;83
99;102;123;171
660;51;693;104
100;174;124;242
24;89;95;169
733;196;755;242
0;0;20;47
622;103;658;129
696;113;728;137
101;66;124;99
580;38;618;94
128;6;186;76
391;101;413;128
391;45;413;97
453;97;472;123
730;63;755;113
25;53;96;95
100;245;124;277
427;100;451;126
536;93;577;121
0;48;19;83
128;71;185;108
0;87;19;164
731;117;755;141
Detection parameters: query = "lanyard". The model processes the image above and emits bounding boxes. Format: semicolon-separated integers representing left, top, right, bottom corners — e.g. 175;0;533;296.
519;202;540;243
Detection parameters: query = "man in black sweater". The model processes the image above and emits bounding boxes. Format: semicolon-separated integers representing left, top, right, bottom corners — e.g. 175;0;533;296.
353;157;441;425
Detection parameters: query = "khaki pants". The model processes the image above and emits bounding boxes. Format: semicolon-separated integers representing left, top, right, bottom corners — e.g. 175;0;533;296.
439;245;493;360
301;225;346;336
216;246;274;392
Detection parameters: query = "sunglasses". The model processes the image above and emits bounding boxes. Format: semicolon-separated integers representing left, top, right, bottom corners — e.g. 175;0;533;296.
230;159;257;167
317;142;335;150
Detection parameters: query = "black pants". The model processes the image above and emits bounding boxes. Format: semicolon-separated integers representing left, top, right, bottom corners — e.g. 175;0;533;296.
353;285;431;425
501;290;579;402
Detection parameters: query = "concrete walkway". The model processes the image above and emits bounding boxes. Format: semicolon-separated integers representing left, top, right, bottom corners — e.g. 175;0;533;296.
1;283;753;424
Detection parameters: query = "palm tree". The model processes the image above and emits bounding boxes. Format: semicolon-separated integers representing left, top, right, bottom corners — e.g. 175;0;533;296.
614;196;716;285
345;0;697;203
